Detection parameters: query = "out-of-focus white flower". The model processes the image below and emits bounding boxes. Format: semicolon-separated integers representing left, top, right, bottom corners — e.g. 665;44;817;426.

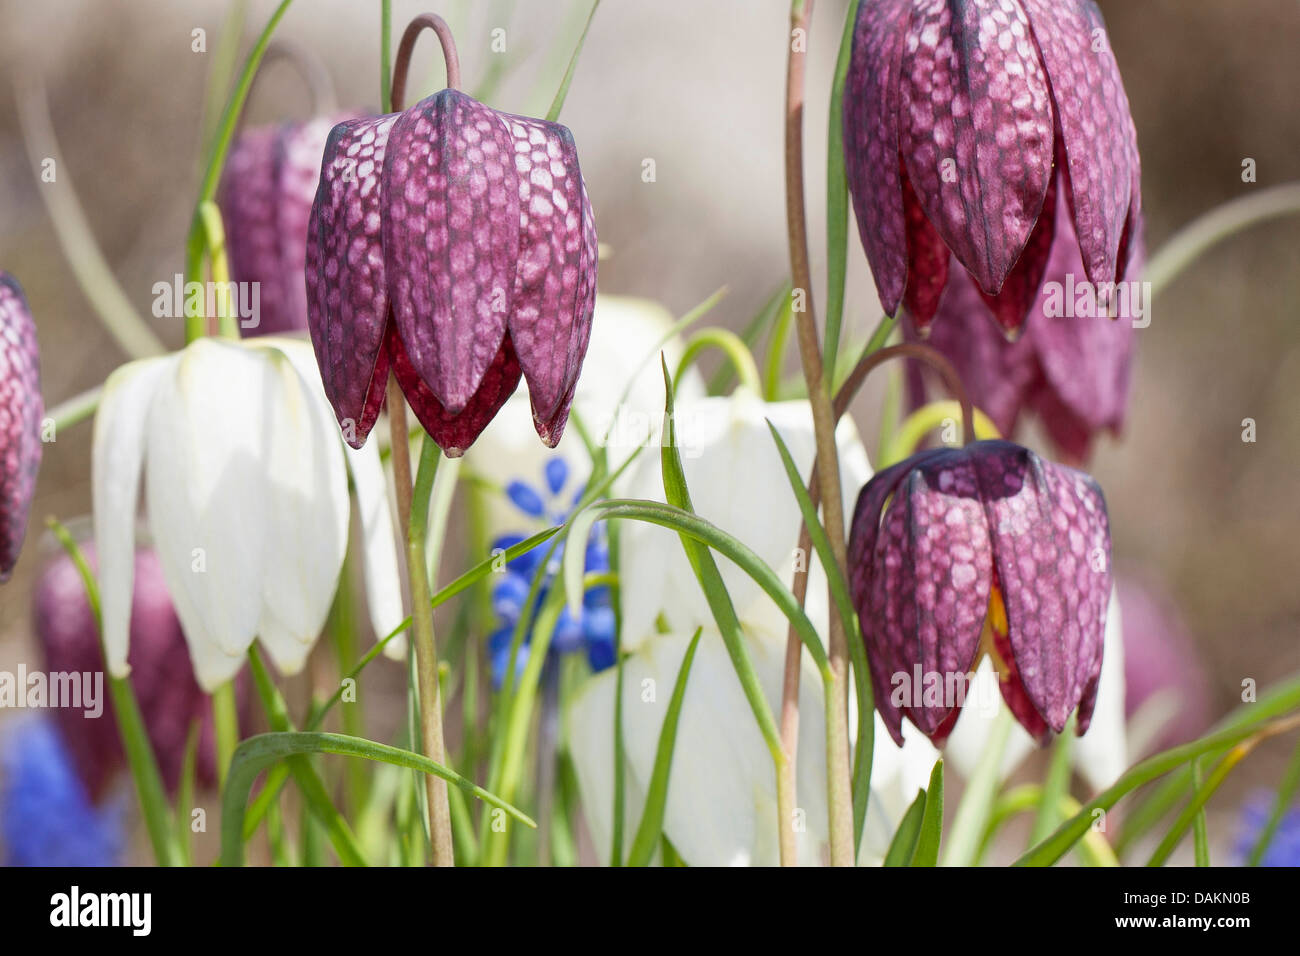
465;295;705;540
566;626;938;866
945;586;1127;792
92;336;404;691
618;387;872;652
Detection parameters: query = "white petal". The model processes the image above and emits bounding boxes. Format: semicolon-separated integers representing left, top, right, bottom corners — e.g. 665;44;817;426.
144;340;270;691
344;439;407;660
91;356;172;678
619;389;872;651
569;628;830;866
249;344;349;673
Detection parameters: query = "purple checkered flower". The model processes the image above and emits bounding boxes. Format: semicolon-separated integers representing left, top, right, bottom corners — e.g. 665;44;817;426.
219;114;359;336
0;272;42;581
848;440;1112;745
305;90;597;456
843;0;1141;335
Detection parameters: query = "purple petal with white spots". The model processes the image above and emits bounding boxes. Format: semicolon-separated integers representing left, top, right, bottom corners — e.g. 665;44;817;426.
501;113;597;431
971;441;1111;732
306;113;398;447
843;0;913;315
0;273;42;581
1022;0;1141;288
383;90;519;415
898;0;1054;296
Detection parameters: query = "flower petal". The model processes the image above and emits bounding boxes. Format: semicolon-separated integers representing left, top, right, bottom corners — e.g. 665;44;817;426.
971;441;1111;732
143;341;271;691
843;0;914;316
383;90;519;414
0;274;43;581
92;356;171;677
502;114;597;435
899;0;1054;295
1023;0;1141;287
306;113;398;447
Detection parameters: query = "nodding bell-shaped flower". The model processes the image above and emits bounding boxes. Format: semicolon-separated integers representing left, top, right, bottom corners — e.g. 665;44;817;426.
0;272;42;581
902;210;1142;463
843;0;1141;335
305;89;597;456
92;337;404;691
35;543;249;797
219;114;359;336
848;440;1112;746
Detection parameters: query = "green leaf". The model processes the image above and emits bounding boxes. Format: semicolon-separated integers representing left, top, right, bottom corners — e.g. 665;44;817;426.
909;759;944;866
1191;757;1210;867
545;0;601;122
626;628;704;866
221;732;535;866
883;790;926;867
1248;734;1300;865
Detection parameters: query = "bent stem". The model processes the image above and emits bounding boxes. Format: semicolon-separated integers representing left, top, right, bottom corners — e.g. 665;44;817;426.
784;0;854;867
386;374;455;866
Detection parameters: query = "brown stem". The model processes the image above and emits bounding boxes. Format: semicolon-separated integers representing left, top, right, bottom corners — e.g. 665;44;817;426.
783;0;855;868
392;12;462;108
241;39;338;121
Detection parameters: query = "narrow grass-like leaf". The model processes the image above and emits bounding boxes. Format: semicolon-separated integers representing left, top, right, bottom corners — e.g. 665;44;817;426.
822;0;856;379
545;0;601;122
221;732;535;866
709;279;791;394
909;759;944;866
883;790;926;867
626;628;703;866
1248;734;1300;865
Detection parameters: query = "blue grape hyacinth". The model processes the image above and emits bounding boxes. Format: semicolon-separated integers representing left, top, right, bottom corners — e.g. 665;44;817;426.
1236;792;1300;867
487;456;615;689
1;718;124;866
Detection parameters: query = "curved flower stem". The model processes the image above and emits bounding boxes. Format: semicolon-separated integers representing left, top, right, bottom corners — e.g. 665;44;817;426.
45;385;103;434
1145;182;1300;297
674;328;763;395
881;401;1000;467
242;39;338;118
783;0;854;868
392;12;462;102
386;375;455;866
196;201;239;339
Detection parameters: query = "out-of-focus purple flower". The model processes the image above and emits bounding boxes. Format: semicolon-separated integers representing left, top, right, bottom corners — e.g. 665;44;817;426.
0;272;42;581
34;544;249;798
219;115;359;337
903;210;1143;463
1;718;124;866
843;0;1141;335
306;90;597;456
1116;574;1212;757
848;440;1112;745
1236;792;1300;867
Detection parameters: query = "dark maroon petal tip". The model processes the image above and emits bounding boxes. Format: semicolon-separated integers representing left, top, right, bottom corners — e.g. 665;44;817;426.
390;326;522;457
383;89;519;417
898;0;1054;297
0;273;43;581
306;113;398;446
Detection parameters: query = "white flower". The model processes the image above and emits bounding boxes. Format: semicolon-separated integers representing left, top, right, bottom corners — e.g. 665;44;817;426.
92;336;404;691
464;294;705;539
944;586;1127;792
565;386;940;864
618;386;872;652
566;626;939;866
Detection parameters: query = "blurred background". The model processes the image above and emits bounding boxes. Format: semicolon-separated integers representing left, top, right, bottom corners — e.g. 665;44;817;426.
0;0;1297;862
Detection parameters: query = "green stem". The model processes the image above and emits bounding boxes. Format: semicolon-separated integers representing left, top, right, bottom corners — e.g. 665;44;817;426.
1030;712;1075;847
1248;733;1300;866
197;200;239;339
212;680;239;789
822;0;856;379
941;708;1013;866
46;386;102;434
380;0;393;111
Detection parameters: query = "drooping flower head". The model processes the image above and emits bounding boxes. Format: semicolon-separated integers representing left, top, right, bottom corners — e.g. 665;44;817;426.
219;114;359;336
0;272;42;581
903;211;1143;462
306;82;597;456
35;543;248;798
848;439;1112;745
843;0;1141;335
